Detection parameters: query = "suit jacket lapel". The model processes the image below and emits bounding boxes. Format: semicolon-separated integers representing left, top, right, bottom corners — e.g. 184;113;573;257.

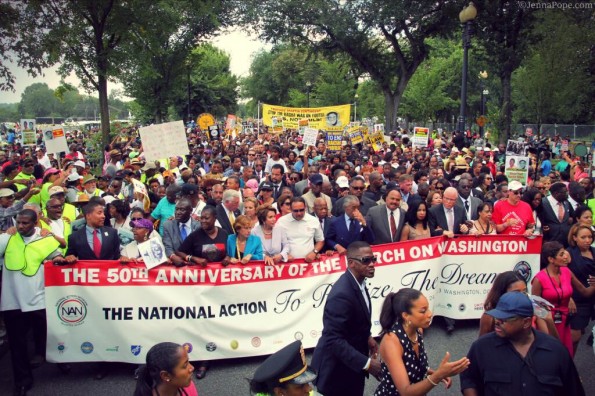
346;271;371;324
381;206;392;241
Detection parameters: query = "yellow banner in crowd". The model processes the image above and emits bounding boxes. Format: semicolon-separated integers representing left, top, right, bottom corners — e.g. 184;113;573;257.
262;104;351;132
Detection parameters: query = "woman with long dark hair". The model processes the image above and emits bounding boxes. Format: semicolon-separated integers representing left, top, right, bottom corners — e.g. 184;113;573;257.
134;342;198;396
374;289;469;395
400;201;431;241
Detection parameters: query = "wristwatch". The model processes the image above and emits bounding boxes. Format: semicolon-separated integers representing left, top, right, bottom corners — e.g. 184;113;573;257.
313;249;319;255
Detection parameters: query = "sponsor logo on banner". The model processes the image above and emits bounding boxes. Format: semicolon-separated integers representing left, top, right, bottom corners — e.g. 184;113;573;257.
474;303;484;311
56;295;87;326
105;346;119;352
131;345;142;356
81;342;94;354
459;304;466;312
310;330;318;338
183;343;193;353
57;343;65;354
230;340;239;350
251;337;261;348
514;261;532;283
206;342;217;352
294;332;303;341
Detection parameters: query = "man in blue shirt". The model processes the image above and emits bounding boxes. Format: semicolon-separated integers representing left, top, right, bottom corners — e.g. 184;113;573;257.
150;184;180;235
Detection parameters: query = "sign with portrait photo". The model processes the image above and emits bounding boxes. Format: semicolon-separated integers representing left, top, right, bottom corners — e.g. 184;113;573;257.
138;238;167;270
44;127;69;154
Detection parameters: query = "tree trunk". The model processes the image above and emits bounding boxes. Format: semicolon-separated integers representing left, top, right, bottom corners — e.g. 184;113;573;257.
98;72;110;167
500;73;513;143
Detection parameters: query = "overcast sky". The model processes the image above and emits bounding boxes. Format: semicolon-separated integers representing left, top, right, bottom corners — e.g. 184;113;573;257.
2;29;269;104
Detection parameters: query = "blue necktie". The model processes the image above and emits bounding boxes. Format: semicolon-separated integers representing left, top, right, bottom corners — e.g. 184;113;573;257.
180;224;188;241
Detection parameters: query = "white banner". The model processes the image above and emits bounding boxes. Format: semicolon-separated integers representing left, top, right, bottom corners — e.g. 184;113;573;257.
45;236;541;363
139;121;189;161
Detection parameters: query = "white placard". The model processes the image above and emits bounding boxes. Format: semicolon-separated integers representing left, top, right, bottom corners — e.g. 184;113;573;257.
139;121;189;161
302;127;318;147
43;127;69;154
138;238;167;269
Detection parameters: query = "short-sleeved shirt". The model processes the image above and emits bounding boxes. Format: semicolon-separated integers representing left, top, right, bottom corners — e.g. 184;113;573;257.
460;330;584;396
178;227;229;263
275;213;324;258
152;197;176;235
492;200;534;235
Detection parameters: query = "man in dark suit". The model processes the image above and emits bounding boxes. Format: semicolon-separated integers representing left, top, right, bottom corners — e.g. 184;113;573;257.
539;182;574;247
366;188;406;244
311;241;381;396
62;201;121;261
428;187;469;334
215;189;241;235
333;176;377;217
312;197;333;254
326;195;375;254
456;178;483;220
162;198;200;263
429;187;470;238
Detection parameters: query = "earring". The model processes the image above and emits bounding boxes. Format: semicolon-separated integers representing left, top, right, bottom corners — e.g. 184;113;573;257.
166;379;170;382
407;320;412;327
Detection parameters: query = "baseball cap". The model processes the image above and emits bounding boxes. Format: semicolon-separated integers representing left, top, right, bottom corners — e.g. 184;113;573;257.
180;183;198;196
67;172;83;182
486;291;533;320
309;173;323;185
508;180;524;191
74;160;86;168
336;176;349;189
0;188;15;198
48;186;65;197
259;182;274;191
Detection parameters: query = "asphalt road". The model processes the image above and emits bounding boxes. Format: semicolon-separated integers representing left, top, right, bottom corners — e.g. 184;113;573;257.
1;319;593;395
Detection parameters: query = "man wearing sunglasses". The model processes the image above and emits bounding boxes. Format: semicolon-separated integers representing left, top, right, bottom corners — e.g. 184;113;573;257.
276;197;324;262
492;180;535;236
312;241;381;396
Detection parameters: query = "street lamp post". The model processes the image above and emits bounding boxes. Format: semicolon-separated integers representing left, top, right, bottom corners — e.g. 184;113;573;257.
479;70;488;137
457;2;477;134
306;81;312;107
354;93;359;122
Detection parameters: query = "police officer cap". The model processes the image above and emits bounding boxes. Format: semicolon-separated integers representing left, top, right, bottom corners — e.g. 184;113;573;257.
252;341;317;386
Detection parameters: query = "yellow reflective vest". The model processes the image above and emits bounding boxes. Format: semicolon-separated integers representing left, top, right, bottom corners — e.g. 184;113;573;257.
4;233;60;277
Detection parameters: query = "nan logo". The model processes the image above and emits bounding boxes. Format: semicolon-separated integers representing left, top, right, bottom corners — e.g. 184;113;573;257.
131;345;142;356
56;295;87;326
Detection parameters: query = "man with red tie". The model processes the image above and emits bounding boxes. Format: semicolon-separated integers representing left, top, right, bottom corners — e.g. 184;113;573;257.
58;201;121;262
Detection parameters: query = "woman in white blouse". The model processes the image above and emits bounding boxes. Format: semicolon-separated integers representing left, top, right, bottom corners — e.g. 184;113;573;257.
251;206;292;266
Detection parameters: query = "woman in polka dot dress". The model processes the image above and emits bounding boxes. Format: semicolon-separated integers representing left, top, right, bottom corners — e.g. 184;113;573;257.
374;289;470;395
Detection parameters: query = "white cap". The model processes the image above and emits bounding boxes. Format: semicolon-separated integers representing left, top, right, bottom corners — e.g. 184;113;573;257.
336;176;349;188
508;180;524;191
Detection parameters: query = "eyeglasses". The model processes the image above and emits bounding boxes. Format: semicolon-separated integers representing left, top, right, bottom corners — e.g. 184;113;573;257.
511;190;522;195
349;256;377;265
292;208;305;213
47;204;64;209
352;186;365;191
459;185;471;190
282;201;291;206
436;186;445;190
290;177;299;181
485;178;493;180
248;153;255;156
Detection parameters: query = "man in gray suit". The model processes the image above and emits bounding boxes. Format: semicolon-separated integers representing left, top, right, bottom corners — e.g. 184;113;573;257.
162;198;200;261
365;188;406;244
457;178;483;220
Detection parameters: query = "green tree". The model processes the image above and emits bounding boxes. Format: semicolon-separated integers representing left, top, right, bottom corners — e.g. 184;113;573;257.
18;83;57;117
119;0;234;123
241;0;460;130
0;3;23;91
512;9;593;131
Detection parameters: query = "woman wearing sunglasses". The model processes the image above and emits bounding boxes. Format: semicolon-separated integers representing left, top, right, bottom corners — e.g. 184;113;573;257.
120;217;162;261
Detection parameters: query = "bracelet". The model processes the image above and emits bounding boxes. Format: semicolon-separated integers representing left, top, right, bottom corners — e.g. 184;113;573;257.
427;375;439;386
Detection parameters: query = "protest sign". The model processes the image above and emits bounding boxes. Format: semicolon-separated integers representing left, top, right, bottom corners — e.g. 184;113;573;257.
138;239;167;270
43;127;69;154
262;104;350;132
505;155;530;185
298;119;309;135
197;113;215;131
326;131;343;152
45;235;540;363
369;130;384;151
412;127;430;149
139;121;189;161
347;126;363;145
20;119;36;145
302;127;318;147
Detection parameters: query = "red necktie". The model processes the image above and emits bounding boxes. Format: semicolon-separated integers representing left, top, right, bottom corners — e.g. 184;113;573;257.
390;211;397;241
93;229;102;258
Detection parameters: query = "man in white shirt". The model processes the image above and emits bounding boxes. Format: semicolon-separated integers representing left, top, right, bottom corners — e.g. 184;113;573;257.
276;197;324;262
0;209;62;395
35;148;51;170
